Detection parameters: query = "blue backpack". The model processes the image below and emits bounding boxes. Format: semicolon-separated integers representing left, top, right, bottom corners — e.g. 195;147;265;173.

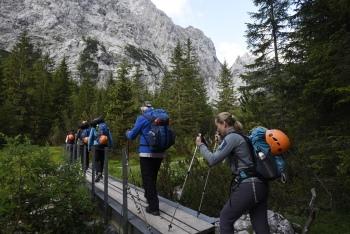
233;127;287;182
142;109;176;152
96;122;109;142
79;128;90;142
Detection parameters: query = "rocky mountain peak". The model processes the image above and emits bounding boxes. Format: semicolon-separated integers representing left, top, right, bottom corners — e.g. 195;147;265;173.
0;0;253;101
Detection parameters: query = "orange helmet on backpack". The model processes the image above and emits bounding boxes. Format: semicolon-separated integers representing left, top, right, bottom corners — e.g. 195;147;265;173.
84;137;89;144
99;135;108;144
265;129;290;155
68;134;74;141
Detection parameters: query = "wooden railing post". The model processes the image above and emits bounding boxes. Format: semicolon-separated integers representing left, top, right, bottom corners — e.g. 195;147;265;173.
104;147;109;224
122;148;129;234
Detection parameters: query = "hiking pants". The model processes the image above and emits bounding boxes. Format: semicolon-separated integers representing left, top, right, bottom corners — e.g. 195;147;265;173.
140;157;163;212
94;145;107;175
78;145;89;170
220;180;270;234
67;144;76;162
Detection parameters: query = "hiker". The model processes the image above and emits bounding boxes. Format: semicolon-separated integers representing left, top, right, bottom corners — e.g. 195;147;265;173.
88;116;113;182
65;130;76;162
75;121;90;171
125;101;164;216
195;112;270;234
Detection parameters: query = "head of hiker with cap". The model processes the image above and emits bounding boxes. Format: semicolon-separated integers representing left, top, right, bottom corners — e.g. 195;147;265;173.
141;101;153;110
126;101;165;216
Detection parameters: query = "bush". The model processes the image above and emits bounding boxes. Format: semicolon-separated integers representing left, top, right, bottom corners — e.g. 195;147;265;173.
0;134;102;233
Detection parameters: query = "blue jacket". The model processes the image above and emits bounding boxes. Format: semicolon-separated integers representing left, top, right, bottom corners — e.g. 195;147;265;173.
88;123;113;150
126;109;165;153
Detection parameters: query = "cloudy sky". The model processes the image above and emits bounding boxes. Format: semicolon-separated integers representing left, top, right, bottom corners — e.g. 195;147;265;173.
150;0;257;65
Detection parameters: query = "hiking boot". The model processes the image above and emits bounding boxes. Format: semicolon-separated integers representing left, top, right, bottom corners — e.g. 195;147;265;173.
145;206;160;216
95;173;102;182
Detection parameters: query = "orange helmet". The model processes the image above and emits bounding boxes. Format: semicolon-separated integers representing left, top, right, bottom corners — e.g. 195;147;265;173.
99;135;108;144
68;134;74;141
84;137;89;144
265;129;290;155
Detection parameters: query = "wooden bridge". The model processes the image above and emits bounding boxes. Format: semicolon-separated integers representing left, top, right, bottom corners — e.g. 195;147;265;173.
83;148;217;234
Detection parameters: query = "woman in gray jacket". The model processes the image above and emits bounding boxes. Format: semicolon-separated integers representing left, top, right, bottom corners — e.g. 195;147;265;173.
196;112;270;234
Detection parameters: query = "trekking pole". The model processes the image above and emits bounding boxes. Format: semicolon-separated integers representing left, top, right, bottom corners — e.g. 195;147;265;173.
197;165;211;217
197;136;219;217
168;133;201;231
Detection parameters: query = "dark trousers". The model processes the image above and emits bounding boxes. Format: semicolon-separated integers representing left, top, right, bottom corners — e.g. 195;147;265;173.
67;144;76;162
94;145;107;175
78;145;89;169
220;181;270;234
140;157;163;212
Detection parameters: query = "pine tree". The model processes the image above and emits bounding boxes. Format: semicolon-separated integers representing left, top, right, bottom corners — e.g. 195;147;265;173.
0;30;40;137
166;39;210;136
131;65;146;102
30;54;55;143
241;0;291;128
74;37;101;122
182;38;209;134
285;0;350;194
49;56;74;130
217;60;237;113
104;58;139;149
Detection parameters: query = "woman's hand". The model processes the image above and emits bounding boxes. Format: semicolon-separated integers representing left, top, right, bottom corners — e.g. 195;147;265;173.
196;136;202;146
215;131;222;143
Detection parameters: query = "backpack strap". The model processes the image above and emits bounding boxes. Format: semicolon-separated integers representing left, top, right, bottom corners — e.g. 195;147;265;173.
229;131;257;180
140;113;155;146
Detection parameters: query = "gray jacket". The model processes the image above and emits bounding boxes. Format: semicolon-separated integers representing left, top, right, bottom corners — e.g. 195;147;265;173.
199;128;263;183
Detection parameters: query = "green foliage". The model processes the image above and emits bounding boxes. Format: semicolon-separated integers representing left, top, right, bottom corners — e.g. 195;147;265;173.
159;39;210;137
104;57;139;151
0;134;101;233
286;210;350;234
217;59;239;114
238;2;350;229
0;30;41;138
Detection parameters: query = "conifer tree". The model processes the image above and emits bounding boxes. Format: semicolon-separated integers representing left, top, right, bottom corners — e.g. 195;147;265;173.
285;0;350;194
50;56;74;130
166;39;209;136
0;30;40;137
156;66;172;109
241;0;291;128
104;58;139;149
217;60;237;113
75;37;101;122
30;54;54;143
131;65;146;103
182;38;209;134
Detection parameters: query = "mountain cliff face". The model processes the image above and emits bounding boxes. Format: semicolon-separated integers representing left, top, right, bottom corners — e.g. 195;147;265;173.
0;0;253;101
230;53;255;95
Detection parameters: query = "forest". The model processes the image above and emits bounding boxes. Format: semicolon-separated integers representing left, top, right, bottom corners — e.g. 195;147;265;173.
0;0;349;233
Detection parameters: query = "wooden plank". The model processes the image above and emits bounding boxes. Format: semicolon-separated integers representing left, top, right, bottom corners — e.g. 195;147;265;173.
87;176;195;233
85;170;214;233
104;176;214;232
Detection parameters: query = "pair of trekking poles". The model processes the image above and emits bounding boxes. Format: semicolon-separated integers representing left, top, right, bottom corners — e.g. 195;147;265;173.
126;134;217;233
168;133;218;231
